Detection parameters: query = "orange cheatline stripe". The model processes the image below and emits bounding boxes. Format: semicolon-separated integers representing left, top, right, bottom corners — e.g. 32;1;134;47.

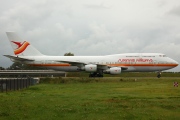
109;64;178;67
14;41;30;55
28;63;178;67
29;64;71;67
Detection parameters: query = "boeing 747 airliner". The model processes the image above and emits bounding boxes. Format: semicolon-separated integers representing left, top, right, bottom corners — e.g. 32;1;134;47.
4;32;178;77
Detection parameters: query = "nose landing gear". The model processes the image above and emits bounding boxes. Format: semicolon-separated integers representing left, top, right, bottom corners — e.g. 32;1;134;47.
157;72;161;78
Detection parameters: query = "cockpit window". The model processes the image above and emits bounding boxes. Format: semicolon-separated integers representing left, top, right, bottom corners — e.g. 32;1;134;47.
159;54;166;57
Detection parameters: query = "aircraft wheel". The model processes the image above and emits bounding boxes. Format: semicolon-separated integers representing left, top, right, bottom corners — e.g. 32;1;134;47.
89;72;103;77
157;72;161;78
99;74;103;77
157;71;161;78
157;74;161;78
89;73;94;77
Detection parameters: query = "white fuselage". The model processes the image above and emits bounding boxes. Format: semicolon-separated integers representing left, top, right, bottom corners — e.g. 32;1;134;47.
5;32;178;74
20;53;178;72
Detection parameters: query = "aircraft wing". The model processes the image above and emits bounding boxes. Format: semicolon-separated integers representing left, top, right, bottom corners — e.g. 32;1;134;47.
56;60;85;66
4;55;34;61
57;60;128;70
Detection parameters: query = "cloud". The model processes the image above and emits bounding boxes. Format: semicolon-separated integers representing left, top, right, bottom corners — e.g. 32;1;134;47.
84;2;110;9
168;6;180;17
0;0;180;71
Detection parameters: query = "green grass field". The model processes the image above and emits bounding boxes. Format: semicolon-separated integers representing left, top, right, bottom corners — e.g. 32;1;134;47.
67;72;180;77
0;77;180;120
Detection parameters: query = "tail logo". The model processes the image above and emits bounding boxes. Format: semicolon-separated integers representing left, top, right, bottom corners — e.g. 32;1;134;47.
11;41;30;55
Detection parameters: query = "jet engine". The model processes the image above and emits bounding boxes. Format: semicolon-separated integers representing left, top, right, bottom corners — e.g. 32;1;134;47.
104;67;121;74
84;64;97;72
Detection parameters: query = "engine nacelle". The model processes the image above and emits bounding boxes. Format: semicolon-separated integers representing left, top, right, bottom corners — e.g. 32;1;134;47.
84;64;97;72
104;67;121;74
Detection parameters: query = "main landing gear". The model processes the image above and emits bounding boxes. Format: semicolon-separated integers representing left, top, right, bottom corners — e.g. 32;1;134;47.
89;72;103;77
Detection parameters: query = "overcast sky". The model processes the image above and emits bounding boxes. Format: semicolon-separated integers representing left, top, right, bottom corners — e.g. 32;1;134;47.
0;0;180;71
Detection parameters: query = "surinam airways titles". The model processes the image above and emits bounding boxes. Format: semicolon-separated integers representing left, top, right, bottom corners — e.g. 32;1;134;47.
118;58;153;63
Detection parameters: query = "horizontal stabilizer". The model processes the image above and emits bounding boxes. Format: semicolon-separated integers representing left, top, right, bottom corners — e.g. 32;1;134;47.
4;55;34;62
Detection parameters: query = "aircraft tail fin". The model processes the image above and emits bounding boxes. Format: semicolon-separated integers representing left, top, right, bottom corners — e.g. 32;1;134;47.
6;32;44;56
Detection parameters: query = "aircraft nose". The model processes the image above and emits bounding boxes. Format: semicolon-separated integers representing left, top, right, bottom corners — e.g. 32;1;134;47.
168;57;179;66
173;60;179;66
175;61;179;66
